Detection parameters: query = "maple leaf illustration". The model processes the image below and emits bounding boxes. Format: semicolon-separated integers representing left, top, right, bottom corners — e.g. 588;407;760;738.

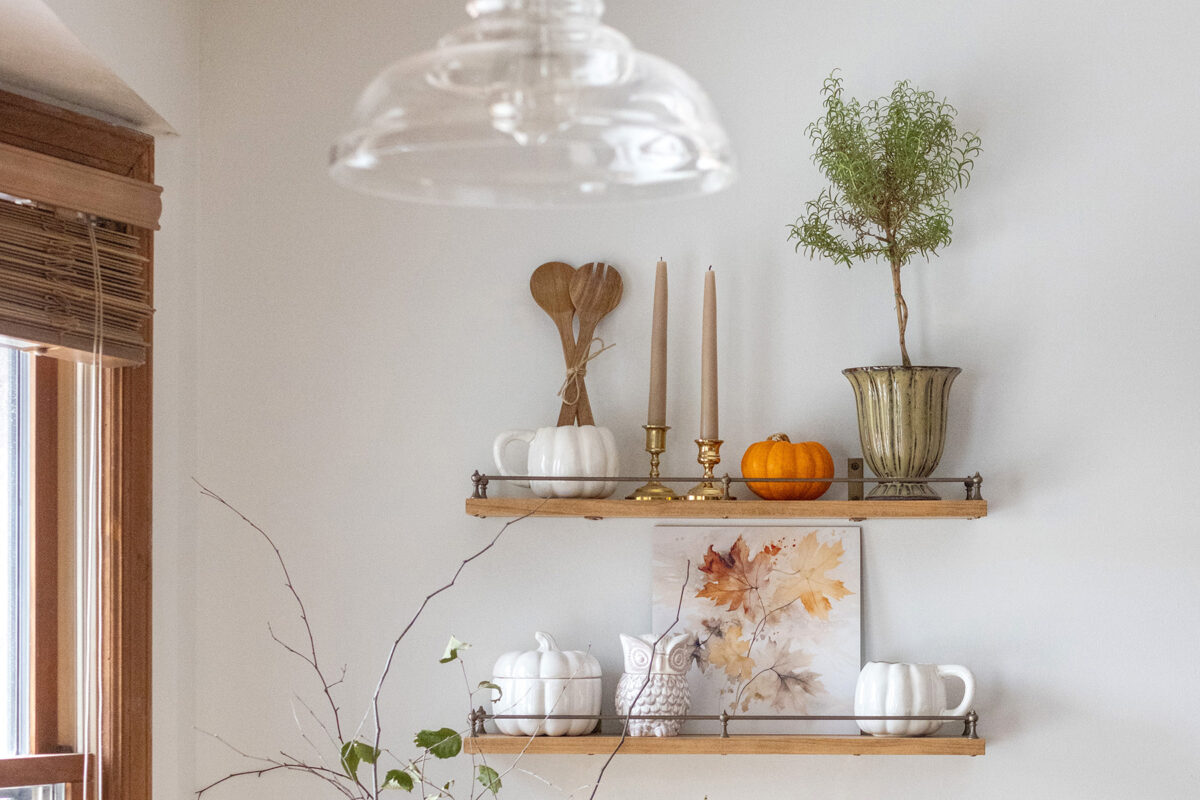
743;643;826;712
690;619;726;673
696;535;780;618
705;622;755;684
768;531;853;620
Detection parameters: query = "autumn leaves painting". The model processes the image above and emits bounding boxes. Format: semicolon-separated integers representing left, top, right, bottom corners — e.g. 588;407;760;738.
652;527;861;732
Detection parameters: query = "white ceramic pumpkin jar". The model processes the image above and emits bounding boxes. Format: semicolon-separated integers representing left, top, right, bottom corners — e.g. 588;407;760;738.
491;632;602;736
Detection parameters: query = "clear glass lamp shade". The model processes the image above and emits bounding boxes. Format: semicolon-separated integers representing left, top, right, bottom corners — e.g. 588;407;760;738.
329;0;736;207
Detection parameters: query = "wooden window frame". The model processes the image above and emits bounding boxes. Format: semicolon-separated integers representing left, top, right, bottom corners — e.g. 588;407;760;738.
0;88;152;800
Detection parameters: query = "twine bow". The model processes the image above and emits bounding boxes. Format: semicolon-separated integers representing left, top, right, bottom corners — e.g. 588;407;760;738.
557;337;615;405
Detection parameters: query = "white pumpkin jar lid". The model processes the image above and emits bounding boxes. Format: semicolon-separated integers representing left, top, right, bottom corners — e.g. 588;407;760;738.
492;631;602;680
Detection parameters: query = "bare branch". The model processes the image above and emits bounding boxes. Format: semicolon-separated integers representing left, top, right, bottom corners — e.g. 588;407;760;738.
587;561;690;800
369;502;546;797
194;727;276;765
196;480;347;743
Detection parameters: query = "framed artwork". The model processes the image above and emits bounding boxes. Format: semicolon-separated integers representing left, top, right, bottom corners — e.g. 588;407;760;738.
652;526;862;734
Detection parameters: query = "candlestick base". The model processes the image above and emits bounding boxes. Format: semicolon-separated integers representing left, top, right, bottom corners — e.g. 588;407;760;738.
628;425;679;500
686;438;732;501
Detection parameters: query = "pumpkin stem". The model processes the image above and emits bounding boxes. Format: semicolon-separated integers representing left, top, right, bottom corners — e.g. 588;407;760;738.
767;433;791;442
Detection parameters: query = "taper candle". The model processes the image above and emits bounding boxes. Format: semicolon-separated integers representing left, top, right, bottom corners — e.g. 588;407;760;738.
700;267;718;439
648;259;669;427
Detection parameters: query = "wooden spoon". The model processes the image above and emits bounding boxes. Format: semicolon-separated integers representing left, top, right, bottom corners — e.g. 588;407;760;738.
559;262;623;426
530;261;593;424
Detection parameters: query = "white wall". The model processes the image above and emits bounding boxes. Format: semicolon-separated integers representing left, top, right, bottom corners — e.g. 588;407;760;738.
38;1;202;798
187;1;1200;799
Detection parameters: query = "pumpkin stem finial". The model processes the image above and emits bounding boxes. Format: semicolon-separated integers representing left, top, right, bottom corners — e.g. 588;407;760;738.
768;433;791;442
534;631;559;652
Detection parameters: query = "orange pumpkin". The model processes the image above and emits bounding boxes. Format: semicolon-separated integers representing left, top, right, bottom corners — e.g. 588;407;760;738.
741;434;834;500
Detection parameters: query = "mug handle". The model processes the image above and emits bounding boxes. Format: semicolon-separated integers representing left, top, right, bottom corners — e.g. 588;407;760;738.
493;430;534;488
937;664;976;717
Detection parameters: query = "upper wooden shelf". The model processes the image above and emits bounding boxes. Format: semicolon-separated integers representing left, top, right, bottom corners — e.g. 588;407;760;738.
465;498;987;520
463;733;984;756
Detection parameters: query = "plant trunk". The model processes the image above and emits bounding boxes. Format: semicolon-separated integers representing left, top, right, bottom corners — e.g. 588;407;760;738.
889;245;911;368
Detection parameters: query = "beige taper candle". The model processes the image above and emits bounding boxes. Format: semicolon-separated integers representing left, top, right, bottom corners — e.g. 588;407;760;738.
700;267;718;439
648;259;669;427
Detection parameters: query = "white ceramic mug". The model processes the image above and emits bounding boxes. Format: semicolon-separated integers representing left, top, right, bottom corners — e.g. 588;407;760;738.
493;425;619;498
853;661;975;736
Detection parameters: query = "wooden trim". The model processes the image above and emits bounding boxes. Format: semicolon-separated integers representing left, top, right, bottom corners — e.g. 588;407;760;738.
0;141;162;230
465;498;988;520
0;753;88;788
463;733;986;756
100;355;152;800
0;89;151;178
1;88;154;800
29;357;60;754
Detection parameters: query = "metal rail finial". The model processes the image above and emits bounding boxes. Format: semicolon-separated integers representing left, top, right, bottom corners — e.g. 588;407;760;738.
471;471;489;500
469;705;487;736
964;710;979;739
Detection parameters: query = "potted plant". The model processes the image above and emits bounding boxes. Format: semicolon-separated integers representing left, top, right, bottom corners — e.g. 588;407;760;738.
789;73;981;499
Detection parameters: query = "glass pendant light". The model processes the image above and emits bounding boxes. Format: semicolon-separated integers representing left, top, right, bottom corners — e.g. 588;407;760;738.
329;0;736;207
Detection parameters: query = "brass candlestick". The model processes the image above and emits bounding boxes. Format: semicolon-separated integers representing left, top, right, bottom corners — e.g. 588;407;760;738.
686;438;729;500
628;425;679;500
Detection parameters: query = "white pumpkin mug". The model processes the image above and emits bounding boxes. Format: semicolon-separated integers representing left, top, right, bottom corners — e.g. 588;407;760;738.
854;662;975;736
493;425;619;498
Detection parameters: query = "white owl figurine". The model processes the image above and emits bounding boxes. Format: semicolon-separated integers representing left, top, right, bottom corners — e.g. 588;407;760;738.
614;633;692;737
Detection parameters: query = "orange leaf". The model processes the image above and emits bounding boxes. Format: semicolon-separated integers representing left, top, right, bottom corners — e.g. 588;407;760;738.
696;535;777;619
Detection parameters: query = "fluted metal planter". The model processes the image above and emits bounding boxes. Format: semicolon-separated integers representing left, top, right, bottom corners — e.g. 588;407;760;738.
843;366;961;500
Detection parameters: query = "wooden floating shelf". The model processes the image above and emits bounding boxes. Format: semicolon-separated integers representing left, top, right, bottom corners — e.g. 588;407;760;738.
463;733;985;756
465;498;987;521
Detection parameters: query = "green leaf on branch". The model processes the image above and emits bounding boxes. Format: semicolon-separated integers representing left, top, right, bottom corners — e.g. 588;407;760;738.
339;741;359;780
339;739;380;781
353;741;380;764
382;769;414;791
414;727;462;759
477;680;502;699
477;765;502;795
440;635;470;663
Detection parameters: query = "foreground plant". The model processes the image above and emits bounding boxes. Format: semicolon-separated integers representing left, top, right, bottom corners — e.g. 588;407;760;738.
788;72;981;367
194;483;532;799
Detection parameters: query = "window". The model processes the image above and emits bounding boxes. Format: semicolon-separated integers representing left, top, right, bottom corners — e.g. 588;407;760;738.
1;350;66;800
0;89;155;800
1;347;29;763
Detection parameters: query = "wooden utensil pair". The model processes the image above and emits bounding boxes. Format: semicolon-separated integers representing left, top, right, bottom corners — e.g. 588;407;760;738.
530;261;623;427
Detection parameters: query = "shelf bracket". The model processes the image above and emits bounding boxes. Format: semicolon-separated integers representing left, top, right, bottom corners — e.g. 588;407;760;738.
847;459;864;501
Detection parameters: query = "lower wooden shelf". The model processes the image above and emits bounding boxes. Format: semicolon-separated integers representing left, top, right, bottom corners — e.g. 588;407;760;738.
463;733;985;756
465;498;987;520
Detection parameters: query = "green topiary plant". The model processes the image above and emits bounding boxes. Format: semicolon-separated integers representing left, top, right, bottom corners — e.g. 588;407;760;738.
788;73;981;367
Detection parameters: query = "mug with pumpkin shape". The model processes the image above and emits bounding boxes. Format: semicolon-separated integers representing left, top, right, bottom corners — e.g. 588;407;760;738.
493;425;619;498
853;661;975;736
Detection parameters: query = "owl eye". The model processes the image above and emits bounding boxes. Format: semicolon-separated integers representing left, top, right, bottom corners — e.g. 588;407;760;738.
628;648;652;669
667;646;691;672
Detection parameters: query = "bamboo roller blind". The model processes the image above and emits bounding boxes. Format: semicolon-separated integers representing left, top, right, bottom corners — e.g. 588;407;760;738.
0;198;152;366
0;132;158;367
